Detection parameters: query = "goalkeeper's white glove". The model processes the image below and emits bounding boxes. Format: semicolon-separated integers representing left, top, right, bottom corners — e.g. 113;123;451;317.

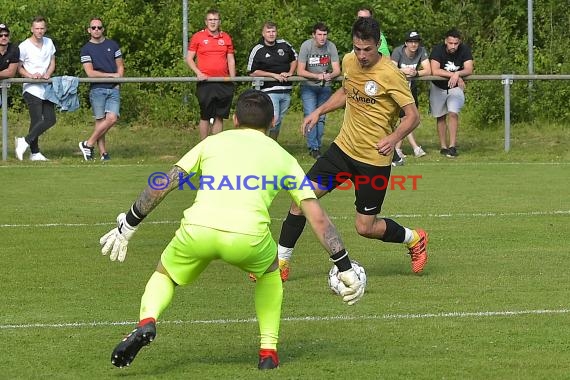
338;268;365;305
99;213;138;262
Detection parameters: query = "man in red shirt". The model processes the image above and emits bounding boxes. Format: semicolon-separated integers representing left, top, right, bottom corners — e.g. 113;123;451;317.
186;9;236;140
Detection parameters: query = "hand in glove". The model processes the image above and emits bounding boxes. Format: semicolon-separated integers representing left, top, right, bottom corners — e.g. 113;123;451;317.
338;268;365;305
99;213;138;262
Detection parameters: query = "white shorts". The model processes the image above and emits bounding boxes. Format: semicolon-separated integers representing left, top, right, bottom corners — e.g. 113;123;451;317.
429;84;465;117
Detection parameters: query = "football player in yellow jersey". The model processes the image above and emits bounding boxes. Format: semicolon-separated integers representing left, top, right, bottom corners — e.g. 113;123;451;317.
277;17;429;281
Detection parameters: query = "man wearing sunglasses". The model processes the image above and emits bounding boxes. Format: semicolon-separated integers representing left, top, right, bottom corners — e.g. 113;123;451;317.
0;23;19;109
79;18;124;161
0;24;19;81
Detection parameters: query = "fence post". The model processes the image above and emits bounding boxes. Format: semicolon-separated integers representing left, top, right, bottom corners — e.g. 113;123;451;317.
501;75;514;152
252;78;264;90
1;80;9;161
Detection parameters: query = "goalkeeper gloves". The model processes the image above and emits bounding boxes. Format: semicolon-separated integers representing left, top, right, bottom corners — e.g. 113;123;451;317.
100;213;138;262
338;268;365;306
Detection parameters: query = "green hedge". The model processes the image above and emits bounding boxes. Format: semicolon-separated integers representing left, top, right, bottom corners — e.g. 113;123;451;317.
2;0;569;127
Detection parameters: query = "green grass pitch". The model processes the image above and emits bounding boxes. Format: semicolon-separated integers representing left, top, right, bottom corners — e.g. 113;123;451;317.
2;158;569;379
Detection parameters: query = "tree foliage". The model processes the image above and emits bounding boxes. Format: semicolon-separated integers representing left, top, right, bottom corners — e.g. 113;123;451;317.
1;0;569;126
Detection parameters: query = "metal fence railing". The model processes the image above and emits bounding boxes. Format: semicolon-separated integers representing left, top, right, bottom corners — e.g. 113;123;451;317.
2;74;570;161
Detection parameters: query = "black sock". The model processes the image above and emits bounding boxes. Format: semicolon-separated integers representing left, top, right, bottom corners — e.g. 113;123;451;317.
380;218;405;243
278;212;307;248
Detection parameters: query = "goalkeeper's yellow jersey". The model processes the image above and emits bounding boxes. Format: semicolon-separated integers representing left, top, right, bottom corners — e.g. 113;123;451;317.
335;52;414;167
175;128;316;236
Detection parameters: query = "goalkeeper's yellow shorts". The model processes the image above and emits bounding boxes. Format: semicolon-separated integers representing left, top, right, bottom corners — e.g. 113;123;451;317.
161;222;276;286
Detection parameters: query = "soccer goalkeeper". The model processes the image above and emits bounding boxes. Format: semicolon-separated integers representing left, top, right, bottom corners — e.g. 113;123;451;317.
100;89;364;370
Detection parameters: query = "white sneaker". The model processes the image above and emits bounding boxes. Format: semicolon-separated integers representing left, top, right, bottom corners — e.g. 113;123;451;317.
30;152;49;161
414;146;427;158
395;148;406;158
15;137;29;161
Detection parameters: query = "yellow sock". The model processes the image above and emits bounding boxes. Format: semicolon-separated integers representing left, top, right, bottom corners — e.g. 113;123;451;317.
255;269;282;350
139;271;176;321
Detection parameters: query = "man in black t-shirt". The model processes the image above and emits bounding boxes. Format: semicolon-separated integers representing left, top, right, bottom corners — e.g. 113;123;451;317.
247;21;298;140
429;28;473;158
0;23;20;107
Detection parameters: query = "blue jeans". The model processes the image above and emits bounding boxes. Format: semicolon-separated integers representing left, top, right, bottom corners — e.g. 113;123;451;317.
89;87;121;119
267;92;291;135
300;85;332;150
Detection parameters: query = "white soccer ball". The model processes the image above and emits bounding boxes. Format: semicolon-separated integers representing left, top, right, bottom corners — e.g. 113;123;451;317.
328;260;367;295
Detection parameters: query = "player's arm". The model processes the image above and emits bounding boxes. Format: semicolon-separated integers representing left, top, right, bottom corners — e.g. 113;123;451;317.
132;165;186;216
319;86;347;113
376;103;419;156
99;165;188;262
394;103;420;139
299;198;364;305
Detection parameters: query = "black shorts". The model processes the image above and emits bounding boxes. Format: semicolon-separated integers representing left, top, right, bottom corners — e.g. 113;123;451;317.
196;82;235;120
307;143;392;215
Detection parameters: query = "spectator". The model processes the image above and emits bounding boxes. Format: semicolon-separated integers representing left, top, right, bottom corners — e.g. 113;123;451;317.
0;23;19;110
78;18;124;161
274;17;428;282
356;6;390;56
0;23;19;84
390;30;431;162
186;8;236;140
102;89;364;370
429;28;474;158
297;22;341;159
16;16;56;161
247;21;297;140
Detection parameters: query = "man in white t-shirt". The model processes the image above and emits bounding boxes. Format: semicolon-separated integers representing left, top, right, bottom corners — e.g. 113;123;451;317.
16;16;57;161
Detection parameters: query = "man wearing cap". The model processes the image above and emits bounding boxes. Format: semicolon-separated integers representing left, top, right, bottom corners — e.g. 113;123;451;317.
390;30;431;162
429;28;474;158
0;24;20;84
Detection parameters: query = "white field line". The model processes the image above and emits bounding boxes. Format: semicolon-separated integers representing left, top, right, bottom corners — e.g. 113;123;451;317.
1;308;568;330
1;210;568;228
1;161;570;170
